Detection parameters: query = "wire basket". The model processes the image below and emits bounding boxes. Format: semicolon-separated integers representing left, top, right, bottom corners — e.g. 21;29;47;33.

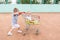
25;15;40;25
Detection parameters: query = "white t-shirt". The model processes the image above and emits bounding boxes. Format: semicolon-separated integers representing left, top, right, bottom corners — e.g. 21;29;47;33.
25;16;32;20
22;14;32;20
12;12;19;25
11;0;17;4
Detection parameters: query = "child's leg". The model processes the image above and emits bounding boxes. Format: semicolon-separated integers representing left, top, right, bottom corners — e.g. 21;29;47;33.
17;24;22;33
17;27;22;33
18;27;20;30
8;27;15;36
9;27;14;32
8;24;22;36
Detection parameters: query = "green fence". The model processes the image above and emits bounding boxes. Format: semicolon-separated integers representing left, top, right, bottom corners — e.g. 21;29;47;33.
0;0;60;4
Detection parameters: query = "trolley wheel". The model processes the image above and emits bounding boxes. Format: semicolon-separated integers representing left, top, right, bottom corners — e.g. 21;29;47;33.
23;32;26;36
35;29;40;35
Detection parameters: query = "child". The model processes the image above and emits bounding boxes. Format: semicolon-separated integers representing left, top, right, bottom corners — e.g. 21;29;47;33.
8;8;25;36
22;11;40;30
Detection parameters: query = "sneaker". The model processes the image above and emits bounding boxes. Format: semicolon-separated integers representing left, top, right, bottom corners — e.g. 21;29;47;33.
17;30;22;33
8;32;12;36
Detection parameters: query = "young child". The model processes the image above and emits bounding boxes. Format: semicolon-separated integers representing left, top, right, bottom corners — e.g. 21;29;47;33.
22;11;40;31
8;8;25;36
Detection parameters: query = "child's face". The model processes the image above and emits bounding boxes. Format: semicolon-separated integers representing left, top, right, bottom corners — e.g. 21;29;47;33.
14;8;19;13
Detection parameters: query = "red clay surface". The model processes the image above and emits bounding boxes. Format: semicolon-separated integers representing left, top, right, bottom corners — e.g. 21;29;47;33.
0;12;60;40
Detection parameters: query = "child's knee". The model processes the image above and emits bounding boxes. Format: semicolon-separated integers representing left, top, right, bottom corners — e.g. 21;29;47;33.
12;27;15;29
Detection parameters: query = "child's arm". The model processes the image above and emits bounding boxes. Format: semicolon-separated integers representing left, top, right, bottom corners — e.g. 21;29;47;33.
18;12;25;16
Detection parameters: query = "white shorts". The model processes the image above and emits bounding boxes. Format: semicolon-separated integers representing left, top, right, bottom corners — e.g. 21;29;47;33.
12;24;20;29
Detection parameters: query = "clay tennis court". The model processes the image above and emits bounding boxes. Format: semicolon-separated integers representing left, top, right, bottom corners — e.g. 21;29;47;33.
0;12;60;40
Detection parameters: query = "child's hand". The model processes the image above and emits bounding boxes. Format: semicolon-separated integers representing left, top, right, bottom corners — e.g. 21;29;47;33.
18;12;25;16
